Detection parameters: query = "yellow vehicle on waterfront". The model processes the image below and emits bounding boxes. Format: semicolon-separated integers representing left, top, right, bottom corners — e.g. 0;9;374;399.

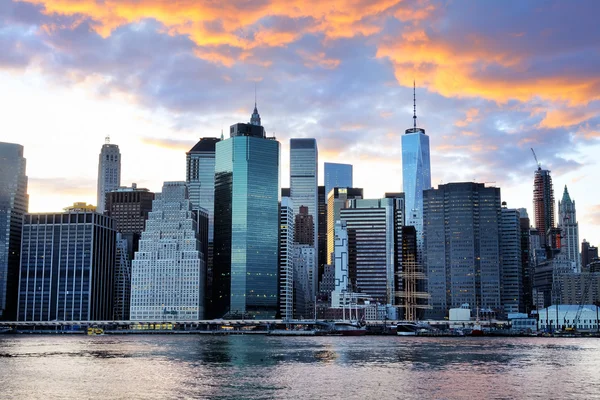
87;327;104;335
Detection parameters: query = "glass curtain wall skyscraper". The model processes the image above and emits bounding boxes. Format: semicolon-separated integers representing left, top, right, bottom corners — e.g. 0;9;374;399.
401;84;431;265
324;162;352;200
0;142;28;320
97;137;121;214
213;108;280;319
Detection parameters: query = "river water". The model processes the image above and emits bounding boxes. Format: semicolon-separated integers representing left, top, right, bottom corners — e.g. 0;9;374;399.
1;335;599;399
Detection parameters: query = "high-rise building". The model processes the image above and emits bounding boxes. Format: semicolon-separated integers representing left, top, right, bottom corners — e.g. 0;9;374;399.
105;184;155;320
500;204;523;313
0;142;28;320
326;187;363;264
518;208;533;313
213;108;280;319
186;137;220;297
279;197;294;320
402;84;431;267
533;166;554;249
582;239;598;270
293;245;316;318
331;221;349;302
317;186;327;287
340;198;397;304
290;138;318;300
96;137;121;214
294;206;314;246
18;212;116;321
130;182;206;321
324;163;353;200
558;185;580;272
423;182;502;319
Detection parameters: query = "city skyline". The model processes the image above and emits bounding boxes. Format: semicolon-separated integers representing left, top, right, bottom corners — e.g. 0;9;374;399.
1;0;599;245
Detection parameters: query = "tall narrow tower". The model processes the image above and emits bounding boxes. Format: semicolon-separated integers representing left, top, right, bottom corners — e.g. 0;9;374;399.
533;165;554;248
97;137;121;214
401;83;431;265
558;185;580;271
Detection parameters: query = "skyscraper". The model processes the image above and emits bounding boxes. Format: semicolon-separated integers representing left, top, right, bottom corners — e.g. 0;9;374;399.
500;204;523;313
279;197;294;320
558;185;580;271
326;187;363;264
105;184;155;320
97;137;121;214
290;138;318;299
0;142;28;320
213;107;280;319
294;206;314;245
130;182;206;321
423;182;502;319
402;83;431;265
533;166;554;249
518;208;533;313
324;162;353;200
582;239;598;270
18;211;116;321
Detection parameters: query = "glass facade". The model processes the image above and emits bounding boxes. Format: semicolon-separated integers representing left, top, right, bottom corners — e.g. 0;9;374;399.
213;128;280;318
324;162;352;200
402;128;431;263
18;212;116;321
423;183;502;319
0;142;28;320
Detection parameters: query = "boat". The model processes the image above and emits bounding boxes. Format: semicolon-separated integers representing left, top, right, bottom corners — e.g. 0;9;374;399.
396;322;419;336
268;329;317;336
470;306;484;336
87;327;104;336
331;321;367;336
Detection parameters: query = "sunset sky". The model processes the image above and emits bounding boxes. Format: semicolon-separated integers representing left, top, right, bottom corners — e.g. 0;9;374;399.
1;0;599;245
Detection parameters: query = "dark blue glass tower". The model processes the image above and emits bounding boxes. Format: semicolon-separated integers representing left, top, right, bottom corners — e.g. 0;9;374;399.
213;106;280;318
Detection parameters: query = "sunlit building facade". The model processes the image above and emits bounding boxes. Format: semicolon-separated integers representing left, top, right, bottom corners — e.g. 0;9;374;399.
558;185;580;272
96;138;121;214
279;197;294;320
324;162;352;202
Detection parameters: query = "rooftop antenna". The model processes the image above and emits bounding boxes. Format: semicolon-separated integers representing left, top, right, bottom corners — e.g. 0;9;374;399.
254;81;257;108
413;80;417;129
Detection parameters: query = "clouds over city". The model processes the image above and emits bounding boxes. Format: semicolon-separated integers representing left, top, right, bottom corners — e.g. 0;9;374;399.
1;0;600;231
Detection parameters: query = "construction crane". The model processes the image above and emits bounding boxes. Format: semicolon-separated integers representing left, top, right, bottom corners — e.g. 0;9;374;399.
531;148;541;170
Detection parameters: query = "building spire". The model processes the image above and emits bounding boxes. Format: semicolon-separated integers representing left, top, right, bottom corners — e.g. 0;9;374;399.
413;80;417;129
250;82;262;126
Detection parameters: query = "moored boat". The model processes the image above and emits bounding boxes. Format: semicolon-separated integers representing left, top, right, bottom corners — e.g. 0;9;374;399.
331;321;367;336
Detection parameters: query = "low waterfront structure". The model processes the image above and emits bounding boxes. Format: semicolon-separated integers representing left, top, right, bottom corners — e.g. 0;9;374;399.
538;305;600;332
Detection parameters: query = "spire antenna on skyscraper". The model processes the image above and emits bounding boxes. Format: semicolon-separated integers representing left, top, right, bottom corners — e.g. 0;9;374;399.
413;80;417;129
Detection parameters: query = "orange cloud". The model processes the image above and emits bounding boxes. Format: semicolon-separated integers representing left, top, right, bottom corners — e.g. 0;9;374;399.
455;108;480;127
539;107;596;129
298;50;341;69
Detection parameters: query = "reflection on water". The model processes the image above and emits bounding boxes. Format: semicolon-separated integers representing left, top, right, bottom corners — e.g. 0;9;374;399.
1;335;599;399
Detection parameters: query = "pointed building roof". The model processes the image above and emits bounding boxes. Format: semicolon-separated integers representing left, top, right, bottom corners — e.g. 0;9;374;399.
562;185;572;204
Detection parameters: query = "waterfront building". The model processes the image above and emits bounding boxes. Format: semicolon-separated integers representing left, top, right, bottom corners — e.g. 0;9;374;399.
538;305;600;332
326;187;363;264
340;198;397;304
500;205;523;313
290;138;318;299
96;137;121;214
423;182;502;319
533;165;554;249
533;254;573;309
324;163;353;201
279;197;294;320
130;182;205;321
402;84;431;268
558;186;580;272
0;142;28;320
17;212;116;321
105;184;154;320
186;137;220;298
553;271;600;306
212;108;280;319
518;208;533;313
582;239;598;270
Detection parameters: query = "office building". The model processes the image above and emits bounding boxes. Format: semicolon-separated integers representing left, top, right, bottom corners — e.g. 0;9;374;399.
317;186;327;287
324;162;353;201
402;84;431;267
105;184;154;320
18;212;116;321
518;208;533;313
582;239;598;270
423;182;502;319
558;186;580;271
96;137;121;214
279;197;294;320
0;142;28;320
130;182;206;321
293;245;316;318
326;187;363;264
500;205;523;313
295;206;314;245
213;108;280;319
